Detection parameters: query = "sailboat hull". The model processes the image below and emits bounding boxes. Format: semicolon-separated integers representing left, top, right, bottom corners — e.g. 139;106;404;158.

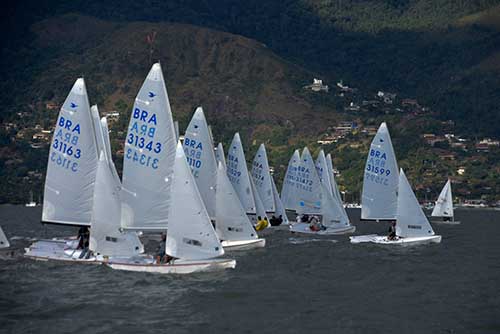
106;258;236;274
24;239;102;264
350;234;442;245
430;219;461;225
290;223;356;235
221;238;265;251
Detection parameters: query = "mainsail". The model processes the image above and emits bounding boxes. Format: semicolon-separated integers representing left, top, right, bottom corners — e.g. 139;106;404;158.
121;63;177;230
325;153;349;222
42;78;98;226
361;122;399;220
226;133;256;214
281;150;301;211
294;148;323;215
396;169;435;238
251;144;275;213
215;163;258;241
183;107;217;219
431;179;453;218
166;143;224;260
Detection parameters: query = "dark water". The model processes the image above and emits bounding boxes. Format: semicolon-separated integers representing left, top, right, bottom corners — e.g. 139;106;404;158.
1;205;499;334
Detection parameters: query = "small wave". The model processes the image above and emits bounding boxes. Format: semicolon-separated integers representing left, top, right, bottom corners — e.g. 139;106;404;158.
288;238;338;245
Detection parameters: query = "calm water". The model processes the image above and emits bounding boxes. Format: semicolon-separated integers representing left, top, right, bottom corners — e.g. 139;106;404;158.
0;205;499;334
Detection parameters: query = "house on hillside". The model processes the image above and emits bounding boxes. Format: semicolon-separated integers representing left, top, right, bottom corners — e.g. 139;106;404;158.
304;78;329;92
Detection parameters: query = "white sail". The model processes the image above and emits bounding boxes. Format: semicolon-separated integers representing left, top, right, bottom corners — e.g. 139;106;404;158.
100;117;121;189
0;226;9;249
174;120;180;141
226;133;256;214
281;150;301;211
315;150;334;197
183;107;217;219
91;106;120;189
361;122;399;220
89;152;143;257
321;182;350;227
396;169;435;238
431;179;453;218
166;143;224;260
215;142;227;170
121;63;177;230
271;177;289;225
215;162;258;241
296;147;322;215
251;144;275;213
325;153;349;222
42;78;97;226
250;177;268;222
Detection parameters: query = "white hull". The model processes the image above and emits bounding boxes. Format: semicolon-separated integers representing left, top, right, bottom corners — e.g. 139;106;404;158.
431;219;460;225
107;258;236;274
350;234;442;245
221;238;265;251
290;222;356;235
25;202;37;207
24;239;101;264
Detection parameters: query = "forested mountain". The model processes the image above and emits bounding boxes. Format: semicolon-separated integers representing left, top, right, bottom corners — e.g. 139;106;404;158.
1;1;499;204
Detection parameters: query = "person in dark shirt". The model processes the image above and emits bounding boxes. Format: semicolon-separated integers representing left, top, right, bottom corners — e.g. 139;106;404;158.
387;222;397;240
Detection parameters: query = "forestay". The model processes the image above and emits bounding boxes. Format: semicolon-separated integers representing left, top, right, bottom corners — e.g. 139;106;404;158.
89;152;143;257
431;179;453;218
215;163;258;241
166;143;224;260
296;147;322;215
361;122;399;220
396;169;435;238
121;63;177;230
43;78;97;226
183;107;217;219
251;144;275;213
215;142;227;170
281;150;301;211
226;133;256;214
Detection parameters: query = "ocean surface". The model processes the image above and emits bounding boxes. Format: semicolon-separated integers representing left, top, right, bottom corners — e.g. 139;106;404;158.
0;205;499;334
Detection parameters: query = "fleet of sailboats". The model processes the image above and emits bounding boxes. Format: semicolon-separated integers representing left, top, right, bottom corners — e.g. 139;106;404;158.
20;64;452;274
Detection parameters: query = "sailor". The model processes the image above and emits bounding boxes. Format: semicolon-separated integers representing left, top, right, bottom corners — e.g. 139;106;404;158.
156;233;167;263
269;215;279;226
255;216;268;231
77;226;89;249
308;215;322;231
387;221;397;240
277;215;284;225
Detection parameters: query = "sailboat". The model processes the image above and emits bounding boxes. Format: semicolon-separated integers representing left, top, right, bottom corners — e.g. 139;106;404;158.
361;122;399;221
0;226;10;249
108;63;235;273
251;143;289;226
183;107;264;250
350;169;442;245
216;163;265;250
25;103;143;263
431;179;460;224
316;150;350;225
25;191;37;207
25;78;104;262
289;147;355;235
227;133;268;225
107;144;236;273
